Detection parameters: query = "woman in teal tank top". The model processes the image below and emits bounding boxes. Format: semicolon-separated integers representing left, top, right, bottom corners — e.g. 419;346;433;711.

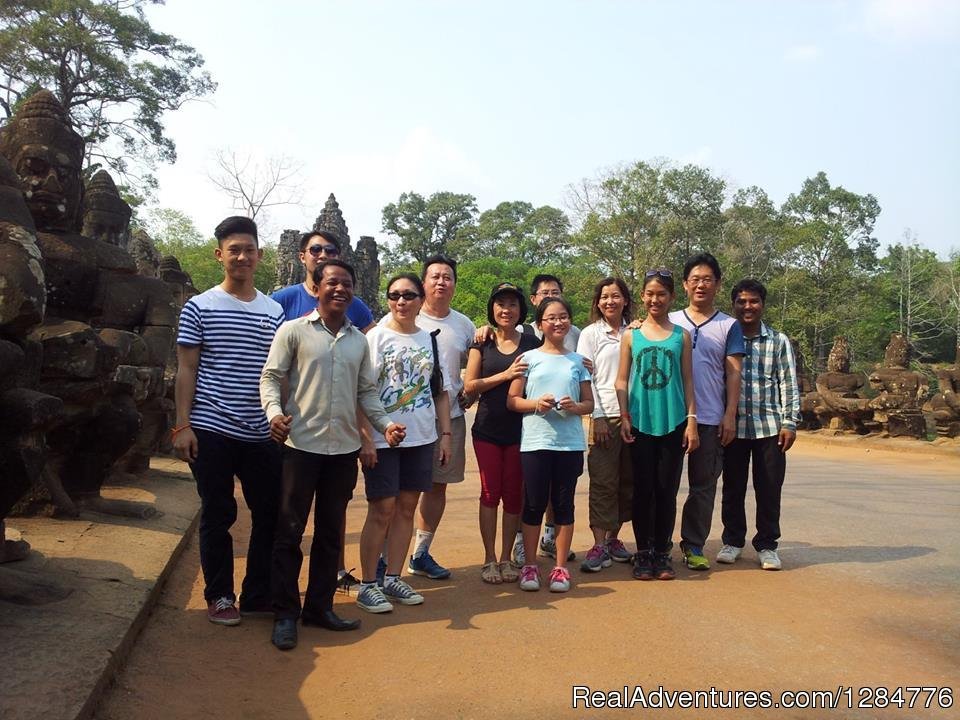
615;270;697;581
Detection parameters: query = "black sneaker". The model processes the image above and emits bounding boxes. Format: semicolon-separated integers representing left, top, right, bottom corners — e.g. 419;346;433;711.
654;552;675;580
632;551;655;581
338;568;360;594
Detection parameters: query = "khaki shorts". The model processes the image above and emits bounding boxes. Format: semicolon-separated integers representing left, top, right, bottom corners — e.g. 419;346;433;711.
586;416;633;529
431;414;467;484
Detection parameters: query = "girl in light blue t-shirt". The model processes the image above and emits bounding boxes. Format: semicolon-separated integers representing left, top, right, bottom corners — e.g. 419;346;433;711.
507;297;593;593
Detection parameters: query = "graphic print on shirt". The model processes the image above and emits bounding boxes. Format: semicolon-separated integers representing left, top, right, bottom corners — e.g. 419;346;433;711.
377;343;434;414
637;346;675;390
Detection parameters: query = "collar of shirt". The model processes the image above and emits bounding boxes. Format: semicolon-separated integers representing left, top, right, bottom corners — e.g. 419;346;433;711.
599;318;627;337
743;321;772;342
306;308;354;337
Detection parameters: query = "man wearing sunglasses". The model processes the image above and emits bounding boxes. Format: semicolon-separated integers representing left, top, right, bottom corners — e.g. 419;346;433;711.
271;230;376;333
668;253;744;572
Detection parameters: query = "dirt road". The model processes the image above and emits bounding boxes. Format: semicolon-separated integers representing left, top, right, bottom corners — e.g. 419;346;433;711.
95;438;959;719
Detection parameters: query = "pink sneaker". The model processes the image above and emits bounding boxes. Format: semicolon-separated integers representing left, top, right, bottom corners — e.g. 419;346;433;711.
207;596;241;626
549;566;571;592
519;564;540;591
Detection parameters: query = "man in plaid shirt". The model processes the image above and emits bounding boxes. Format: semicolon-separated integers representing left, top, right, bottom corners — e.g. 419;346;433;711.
717;279;800;571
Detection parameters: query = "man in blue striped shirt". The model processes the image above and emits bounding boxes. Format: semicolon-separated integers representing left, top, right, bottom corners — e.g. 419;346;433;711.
173;216;285;625
718;279;800;571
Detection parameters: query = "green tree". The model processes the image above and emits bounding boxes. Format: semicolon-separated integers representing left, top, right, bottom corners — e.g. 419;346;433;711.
143;207;275;294
567;159;725;287
779;172;881;369
718;186;785;283
0;0;216;193
381;191;478;267
454;201;572;265
878;234;945;358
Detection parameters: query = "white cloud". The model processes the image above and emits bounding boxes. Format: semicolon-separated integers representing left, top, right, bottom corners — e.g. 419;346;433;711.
862;0;960;41
784;44;823;63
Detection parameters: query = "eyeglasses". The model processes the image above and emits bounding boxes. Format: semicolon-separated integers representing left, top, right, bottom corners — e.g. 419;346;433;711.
307;244;340;257
645;268;672;278
387;291;421;302
541;315;570;324
536;289;562;297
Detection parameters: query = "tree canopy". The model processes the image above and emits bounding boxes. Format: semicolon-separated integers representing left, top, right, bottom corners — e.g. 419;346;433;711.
0;0;216;193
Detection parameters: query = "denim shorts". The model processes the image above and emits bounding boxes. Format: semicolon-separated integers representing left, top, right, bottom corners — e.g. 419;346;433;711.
362;442;435;500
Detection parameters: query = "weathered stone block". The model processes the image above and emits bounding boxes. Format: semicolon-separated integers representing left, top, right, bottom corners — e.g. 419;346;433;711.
887;413;926;439
28;320;101;378
0;388;62;435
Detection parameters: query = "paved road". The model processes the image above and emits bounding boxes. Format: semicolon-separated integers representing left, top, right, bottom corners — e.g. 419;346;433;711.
96;436;959;719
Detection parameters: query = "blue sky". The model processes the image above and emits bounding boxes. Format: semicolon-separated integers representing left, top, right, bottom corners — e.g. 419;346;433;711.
148;0;960;257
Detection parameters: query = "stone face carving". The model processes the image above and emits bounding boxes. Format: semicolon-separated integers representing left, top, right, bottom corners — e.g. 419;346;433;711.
275;193;382;315
81;170;131;248
810;336;871;432
0;153;60;561
127;228;163;278
1;89;176;516
865;333;929;438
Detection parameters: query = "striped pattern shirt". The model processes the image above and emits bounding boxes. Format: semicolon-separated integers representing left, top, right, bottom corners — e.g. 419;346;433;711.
177;286;284;441
737;321;801;439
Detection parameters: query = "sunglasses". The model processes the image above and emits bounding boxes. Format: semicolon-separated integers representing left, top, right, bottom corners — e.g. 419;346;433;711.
307;244;340;257
387;291;421;302
645;268;672;278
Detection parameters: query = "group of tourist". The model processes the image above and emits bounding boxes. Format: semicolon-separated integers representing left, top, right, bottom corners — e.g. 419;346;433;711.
172;215;800;652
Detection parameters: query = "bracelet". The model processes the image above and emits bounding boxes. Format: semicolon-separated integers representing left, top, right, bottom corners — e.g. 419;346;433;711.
171;423;190;438
686;414;697;419
441;431;452;436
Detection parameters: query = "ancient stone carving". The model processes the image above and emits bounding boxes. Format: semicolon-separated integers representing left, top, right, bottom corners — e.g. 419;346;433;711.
81;170;131;248
1;89;176;517
810;336;871;432
864;333;929;438
926;345;960;438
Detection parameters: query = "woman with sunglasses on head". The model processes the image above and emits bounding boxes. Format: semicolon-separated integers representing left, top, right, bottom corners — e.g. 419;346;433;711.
355;274;451;614
615;269;698;581
576;277;635;572
271;230;376;332
464;282;540;584
507;297;593;593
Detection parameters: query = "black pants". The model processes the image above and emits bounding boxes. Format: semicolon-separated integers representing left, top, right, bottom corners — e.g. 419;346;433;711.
721;436;785;551
190;429;281;607
628;424;685;554
520;450;583;526
272;447;359;621
680;423;723;548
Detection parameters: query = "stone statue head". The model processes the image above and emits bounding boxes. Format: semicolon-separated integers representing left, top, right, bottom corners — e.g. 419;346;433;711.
81;170;131;246
0;89;84;233
883;333;910;369
827;336;851;374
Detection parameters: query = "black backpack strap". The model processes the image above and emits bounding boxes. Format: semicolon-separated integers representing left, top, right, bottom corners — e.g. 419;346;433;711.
430;328;443;397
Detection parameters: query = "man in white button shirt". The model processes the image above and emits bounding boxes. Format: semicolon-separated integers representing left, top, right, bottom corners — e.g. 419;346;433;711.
261;259;405;650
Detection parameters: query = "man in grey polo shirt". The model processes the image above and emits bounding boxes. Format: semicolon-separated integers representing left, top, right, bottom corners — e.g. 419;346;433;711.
261;259;405;650
669;253;744;572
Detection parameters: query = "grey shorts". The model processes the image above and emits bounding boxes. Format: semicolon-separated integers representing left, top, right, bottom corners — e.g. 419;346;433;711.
362;443;435;500
431;414;467;484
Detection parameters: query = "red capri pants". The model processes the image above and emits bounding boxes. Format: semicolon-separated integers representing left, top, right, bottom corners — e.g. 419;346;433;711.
473;438;523;515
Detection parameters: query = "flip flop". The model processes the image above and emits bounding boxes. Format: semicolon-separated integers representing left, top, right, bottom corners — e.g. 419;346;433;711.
480;561;502;584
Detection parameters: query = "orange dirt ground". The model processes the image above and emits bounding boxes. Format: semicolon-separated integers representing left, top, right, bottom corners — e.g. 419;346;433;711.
95;437;959;719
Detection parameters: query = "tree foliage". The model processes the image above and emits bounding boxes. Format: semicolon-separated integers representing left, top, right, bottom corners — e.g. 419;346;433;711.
143;207;275;294
453;201;571;266
0;0;216;192
381;191;478;265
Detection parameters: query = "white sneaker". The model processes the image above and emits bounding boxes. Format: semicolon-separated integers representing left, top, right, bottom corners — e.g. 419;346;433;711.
758;549;782;571
511;533;525;568
716;545;743;564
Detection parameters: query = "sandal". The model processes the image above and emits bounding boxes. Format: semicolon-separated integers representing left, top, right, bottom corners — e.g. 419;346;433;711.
481;561;502;584
498;561;519;583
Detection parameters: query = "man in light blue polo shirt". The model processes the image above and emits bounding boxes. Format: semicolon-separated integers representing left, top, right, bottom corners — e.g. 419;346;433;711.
668;253;744;571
